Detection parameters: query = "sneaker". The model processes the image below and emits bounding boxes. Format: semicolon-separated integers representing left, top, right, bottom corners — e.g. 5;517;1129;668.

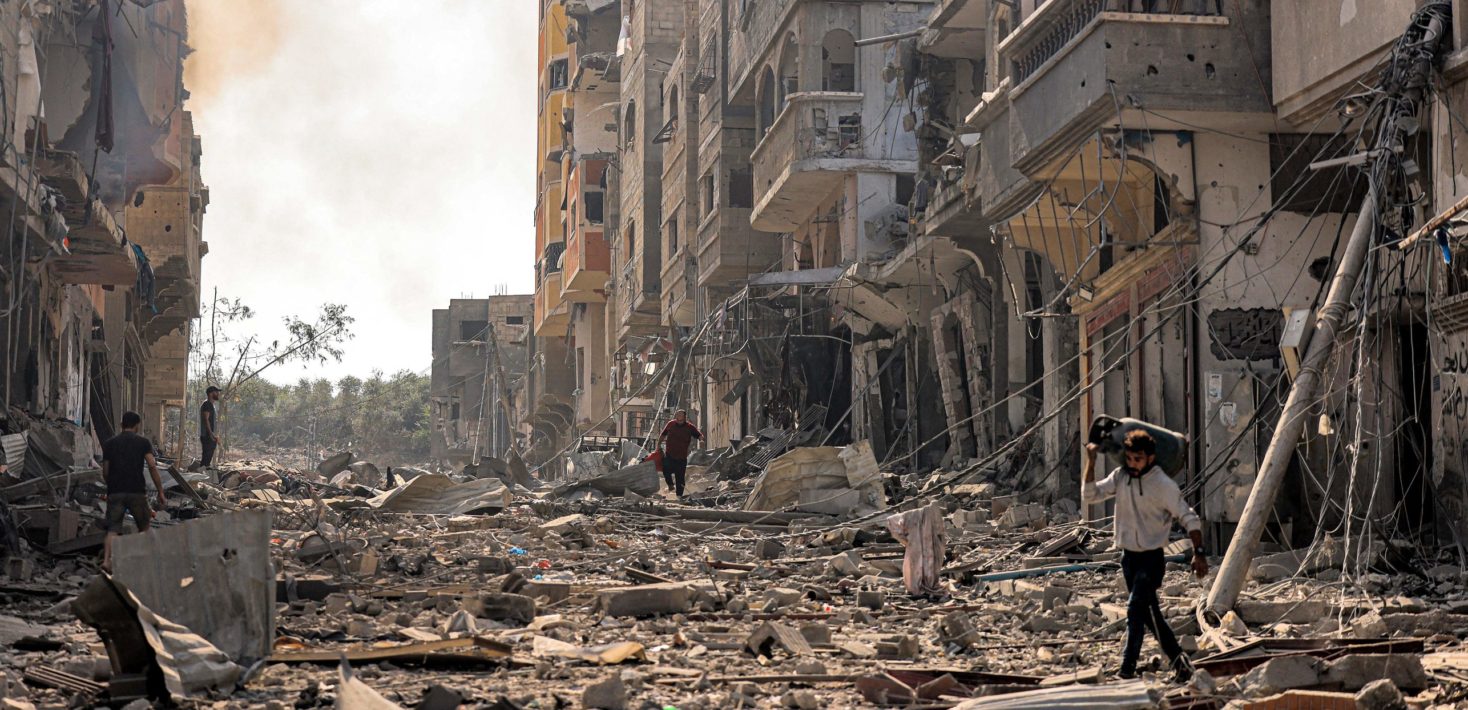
1170;654;1195;684
1112;666;1138;680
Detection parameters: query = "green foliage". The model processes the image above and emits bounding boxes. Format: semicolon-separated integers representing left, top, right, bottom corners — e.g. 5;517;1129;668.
187;369;431;464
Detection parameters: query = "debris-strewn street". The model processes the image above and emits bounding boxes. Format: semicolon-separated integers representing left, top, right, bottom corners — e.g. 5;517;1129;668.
2;441;1467;709
14;0;1468;708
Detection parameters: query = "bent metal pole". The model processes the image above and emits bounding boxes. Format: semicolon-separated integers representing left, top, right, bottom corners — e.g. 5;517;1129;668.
1205;2;1449;616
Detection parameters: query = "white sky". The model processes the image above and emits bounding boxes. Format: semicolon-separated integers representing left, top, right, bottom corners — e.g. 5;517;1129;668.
183;1;537;385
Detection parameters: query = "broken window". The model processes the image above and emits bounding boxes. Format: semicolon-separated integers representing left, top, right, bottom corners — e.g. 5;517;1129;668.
505;315;525;325
822;30;856;92
701;173;715;217
730;168;754;208
666;209;680;256
549;59;569;91
460;320;489;341
585;191;605;224
757;68;776;137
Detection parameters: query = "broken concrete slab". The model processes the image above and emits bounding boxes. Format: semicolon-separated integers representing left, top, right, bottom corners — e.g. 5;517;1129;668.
72;576;243;699
745;621;813;657
367;475;511;515
1322;654;1427;692
595;583;694;617
744;445;886;515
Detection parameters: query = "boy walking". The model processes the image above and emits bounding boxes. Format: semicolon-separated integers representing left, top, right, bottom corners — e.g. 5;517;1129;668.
1083;430;1207;682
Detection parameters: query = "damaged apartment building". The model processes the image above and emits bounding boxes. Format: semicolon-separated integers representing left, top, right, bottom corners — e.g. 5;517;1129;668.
0;0;206;480
430;296;533;467
531;0;1468;555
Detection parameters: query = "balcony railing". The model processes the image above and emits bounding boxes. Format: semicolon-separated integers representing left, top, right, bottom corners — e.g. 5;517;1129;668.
1006;0;1223;85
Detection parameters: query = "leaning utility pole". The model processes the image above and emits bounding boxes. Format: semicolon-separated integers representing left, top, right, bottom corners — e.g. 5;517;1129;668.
1206;1;1451;615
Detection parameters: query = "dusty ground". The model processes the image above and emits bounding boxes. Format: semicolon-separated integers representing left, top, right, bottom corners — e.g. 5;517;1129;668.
2;457;1468;709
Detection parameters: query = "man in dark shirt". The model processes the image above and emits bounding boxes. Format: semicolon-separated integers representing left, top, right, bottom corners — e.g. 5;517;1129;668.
199;385;221;468
102;411;166;572
657;409;703;498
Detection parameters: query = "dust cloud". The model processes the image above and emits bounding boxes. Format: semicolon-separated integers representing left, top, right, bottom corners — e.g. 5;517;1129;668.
182;0;285;106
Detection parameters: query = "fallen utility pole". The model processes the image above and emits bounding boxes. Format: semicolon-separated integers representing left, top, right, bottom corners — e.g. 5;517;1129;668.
1206;1;1451;616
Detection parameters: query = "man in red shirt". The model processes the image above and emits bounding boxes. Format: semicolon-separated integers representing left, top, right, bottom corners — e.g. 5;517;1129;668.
658;409;703;498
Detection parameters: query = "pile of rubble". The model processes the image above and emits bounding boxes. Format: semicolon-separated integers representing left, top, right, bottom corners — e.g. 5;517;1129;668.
0;439;1465;708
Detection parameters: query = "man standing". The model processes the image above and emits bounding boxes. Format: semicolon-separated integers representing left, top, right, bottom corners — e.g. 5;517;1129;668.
101;411;166;572
657;409;703;498
199;385;221;468
1083;430;1208;682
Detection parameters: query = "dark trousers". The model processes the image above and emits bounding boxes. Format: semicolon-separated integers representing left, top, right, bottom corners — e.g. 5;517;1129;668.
1121;548;1183;672
200;436;217;468
662;456;687;496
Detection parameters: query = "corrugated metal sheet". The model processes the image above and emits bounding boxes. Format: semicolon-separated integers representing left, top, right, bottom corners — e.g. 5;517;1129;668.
1;434;26;470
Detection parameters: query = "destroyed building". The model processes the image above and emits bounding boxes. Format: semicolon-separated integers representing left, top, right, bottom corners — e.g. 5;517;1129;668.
430;296;533;467
523;0;1468;562
0;0;206;473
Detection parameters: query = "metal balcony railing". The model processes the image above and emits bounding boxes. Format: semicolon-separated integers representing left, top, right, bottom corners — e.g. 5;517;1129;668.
1009;0;1223;85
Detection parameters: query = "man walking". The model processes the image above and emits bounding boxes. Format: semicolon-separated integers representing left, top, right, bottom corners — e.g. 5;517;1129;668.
101;411;166;572
657;409;703;498
1082;430;1207;682
199;385;221;468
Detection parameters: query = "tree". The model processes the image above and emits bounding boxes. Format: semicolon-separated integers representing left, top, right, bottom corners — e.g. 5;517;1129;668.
189;294;355;459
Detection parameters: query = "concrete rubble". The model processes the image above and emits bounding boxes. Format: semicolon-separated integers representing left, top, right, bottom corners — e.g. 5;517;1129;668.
0;444;1462;708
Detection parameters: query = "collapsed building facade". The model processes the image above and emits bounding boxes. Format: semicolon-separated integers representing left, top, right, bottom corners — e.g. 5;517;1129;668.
527;0;1468;556
0;0;205;473
429;296;533;467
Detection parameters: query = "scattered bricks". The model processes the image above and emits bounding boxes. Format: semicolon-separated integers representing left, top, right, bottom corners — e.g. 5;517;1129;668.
781;689;820;710
596;583;693;617
798;623;832;646
538;514;587;535
1041;585;1073;612
745;621;812;657
1354;678;1407;710
1237;655;1324;697
937;612;983;649
826;550;865;577
581;674;627;710
991;494;1017;517
951;482;995;499
761;587;803;611
948;509;989;529
353;548;378;577
1350;610;1389;638
463;592;537;625
3;558;33;582
1220;610;1249;636
856;590;884;611
1235;599;1329;625
755;539;786;560
476;556;513;575
875;634;920;659
1321;654;1427;692
323;593;353;616
519;581;572;604
997;503;1047;531
792;660;826;675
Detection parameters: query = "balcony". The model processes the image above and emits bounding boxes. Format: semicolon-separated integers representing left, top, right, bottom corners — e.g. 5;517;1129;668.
561;225;610;301
535;270;570;335
996;0;1269;175
750;92;916;232
615;253;661;338
39;152;136;286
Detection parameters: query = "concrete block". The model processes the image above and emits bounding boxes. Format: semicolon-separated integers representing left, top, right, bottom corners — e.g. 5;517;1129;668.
1236;599;1329;625
1238;655;1324;696
463;593;536;624
1322;654;1427;692
1354;678;1406;710
595;583;693;617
